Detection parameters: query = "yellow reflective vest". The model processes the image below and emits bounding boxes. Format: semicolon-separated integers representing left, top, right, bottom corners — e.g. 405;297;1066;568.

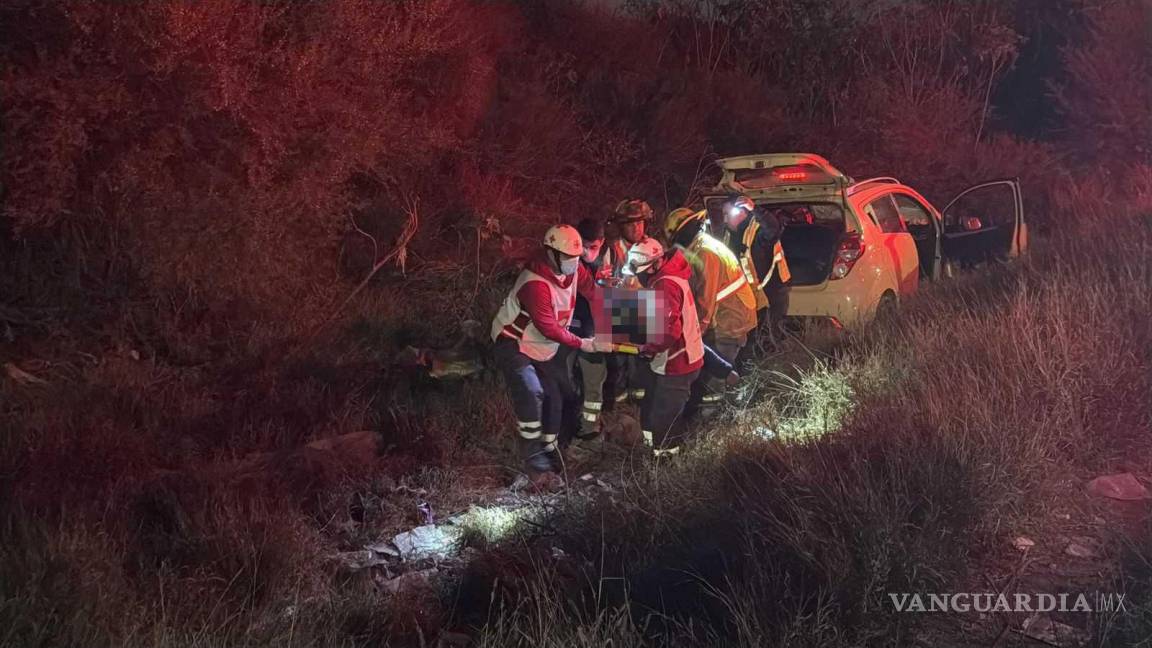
681;232;758;339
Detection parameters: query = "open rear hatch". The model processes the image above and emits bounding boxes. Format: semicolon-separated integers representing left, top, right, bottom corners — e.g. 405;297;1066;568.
704;153;854;287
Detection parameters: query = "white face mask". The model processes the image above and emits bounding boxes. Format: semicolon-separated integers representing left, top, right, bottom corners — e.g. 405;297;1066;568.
559;256;580;276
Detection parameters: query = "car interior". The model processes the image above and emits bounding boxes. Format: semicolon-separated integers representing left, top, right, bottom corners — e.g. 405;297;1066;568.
940;185;1018;268
770;203;846;286
892;193;939;279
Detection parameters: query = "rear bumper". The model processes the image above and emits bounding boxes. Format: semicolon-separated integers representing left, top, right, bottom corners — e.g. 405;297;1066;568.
786;283;867;327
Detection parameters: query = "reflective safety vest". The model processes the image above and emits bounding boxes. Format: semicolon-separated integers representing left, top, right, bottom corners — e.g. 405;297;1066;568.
490;269;576;362
685;232;758;338
648;275;704;376
736;220;791;310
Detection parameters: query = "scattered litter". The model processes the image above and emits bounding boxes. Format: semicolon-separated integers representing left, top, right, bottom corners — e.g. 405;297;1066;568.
333;549;390;571
551;546;567;560
1064;536;1101;559
1086;473;1150;501
4;362;47;386
418;502;435;525
580;473;594;481
754;426;776;439
1012;536;1036;551
1054;512;1070;520
364;541;400;557
1020;613;1089;646
1064;542;1098;559
129;349;141;361
381;567;440;595
392;524;461;561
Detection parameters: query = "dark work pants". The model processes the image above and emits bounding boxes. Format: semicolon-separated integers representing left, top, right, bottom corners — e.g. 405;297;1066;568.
603;352;631;408
689;332;746;409
493;338;577;471
639;363;700;454
576;352;608;437
764;283;790;340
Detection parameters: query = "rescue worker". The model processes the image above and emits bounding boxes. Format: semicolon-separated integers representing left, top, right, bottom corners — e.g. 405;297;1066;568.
607;198;654;403
665;207;757;405
608;199;654;282
622;238;703;457
720;194;792;349
490;225;608;480
567;217;613;460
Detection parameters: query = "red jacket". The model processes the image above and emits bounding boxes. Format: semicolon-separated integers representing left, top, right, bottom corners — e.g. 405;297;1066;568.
641;249;704;375
513;252;597;350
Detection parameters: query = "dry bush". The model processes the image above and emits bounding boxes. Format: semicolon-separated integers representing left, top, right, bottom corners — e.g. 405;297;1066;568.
2;0;509;342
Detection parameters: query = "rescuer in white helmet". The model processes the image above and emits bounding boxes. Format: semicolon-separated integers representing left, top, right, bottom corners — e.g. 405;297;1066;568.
621;237;704;458
491;224;610;483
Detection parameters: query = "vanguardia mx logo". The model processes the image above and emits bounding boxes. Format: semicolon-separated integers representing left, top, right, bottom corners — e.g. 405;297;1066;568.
888;592;1128;613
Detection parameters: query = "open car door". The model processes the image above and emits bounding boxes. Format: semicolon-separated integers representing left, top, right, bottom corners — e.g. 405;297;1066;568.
939;179;1026;271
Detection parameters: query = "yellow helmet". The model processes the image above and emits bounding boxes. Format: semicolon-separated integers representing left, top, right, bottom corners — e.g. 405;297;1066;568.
664;207;706;240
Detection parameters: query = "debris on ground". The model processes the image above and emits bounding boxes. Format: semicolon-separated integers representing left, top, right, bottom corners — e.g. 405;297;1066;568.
1063;536;1101;559
4;362;47;385
1019;613;1089;647
1086;473;1150;500
304;429;380;455
392;524;462;561
332;549;392;572
1011;536;1035;551
380;567;440;595
364;540;400;557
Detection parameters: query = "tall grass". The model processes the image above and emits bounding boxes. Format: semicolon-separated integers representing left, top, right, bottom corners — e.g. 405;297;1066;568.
454;218;1152;646
2;208;1149;647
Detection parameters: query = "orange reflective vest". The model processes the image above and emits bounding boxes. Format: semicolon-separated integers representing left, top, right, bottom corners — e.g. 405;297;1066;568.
683;232;758;339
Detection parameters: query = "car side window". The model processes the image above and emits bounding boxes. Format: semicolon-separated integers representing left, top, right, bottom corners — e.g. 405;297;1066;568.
893;194;933;226
866;195;905;234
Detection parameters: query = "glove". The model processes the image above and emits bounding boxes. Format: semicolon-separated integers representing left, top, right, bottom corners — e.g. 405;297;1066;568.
593;339;616;354
578;338;597;354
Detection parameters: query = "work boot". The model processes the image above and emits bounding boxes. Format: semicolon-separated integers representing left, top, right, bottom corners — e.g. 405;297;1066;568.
651;445;681;468
566;433;604;466
518;438;556;475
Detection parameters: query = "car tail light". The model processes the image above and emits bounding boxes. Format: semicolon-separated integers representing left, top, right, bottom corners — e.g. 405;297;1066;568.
774;169;808;181
829;232;864;280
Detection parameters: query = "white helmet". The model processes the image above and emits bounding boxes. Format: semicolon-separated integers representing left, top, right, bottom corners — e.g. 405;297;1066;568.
623;237;664;276
543;224;583;256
